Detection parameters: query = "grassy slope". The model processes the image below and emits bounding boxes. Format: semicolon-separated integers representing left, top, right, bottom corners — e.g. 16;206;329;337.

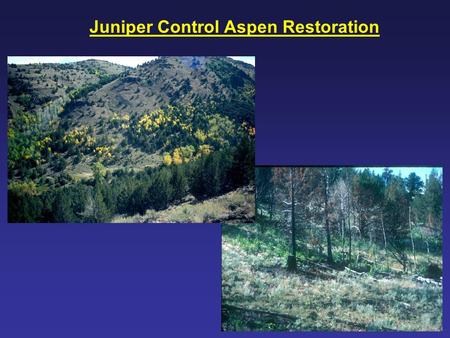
111;187;255;223
8;60;128;116
222;223;442;331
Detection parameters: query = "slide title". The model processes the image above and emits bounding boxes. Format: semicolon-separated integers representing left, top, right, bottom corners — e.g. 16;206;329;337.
89;19;380;38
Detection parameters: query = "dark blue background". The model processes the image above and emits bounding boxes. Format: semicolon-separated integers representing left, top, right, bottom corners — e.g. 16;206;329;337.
0;1;449;336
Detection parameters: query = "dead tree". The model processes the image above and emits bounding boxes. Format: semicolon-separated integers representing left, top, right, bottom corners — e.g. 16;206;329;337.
409;206;416;269
323;169;333;264
287;168;297;272
380;211;387;250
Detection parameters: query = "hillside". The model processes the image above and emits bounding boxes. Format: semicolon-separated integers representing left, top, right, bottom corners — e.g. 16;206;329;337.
112;186;255;223
8;59;128;119
8;57;255;223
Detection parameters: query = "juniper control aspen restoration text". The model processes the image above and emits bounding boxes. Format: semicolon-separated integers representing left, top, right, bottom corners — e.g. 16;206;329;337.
89;19;380;38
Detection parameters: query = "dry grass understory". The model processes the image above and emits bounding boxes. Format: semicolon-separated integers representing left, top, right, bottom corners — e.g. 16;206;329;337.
112;187;254;223
222;224;442;331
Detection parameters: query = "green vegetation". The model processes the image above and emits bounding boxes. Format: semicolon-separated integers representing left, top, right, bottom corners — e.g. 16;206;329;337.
8;57;255;223
222;167;442;331
9;132;254;223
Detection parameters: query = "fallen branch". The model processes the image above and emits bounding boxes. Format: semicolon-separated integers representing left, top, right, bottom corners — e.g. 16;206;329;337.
345;267;365;276
303;259;336;272
222;304;297;321
312;262;336;271
414;276;442;287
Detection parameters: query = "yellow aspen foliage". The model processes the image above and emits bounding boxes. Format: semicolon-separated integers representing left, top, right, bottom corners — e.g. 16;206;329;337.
63;126;95;149
137;109;168;133
86;136;96;147
241;121;255;137
94;146;112;158
111;113;131;129
172;148;183;165
163;153;173;166
194;129;207;143
198;144;213;155
36;136;52;150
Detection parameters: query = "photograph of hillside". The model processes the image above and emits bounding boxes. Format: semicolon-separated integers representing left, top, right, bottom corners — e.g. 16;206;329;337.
222;166;442;331
8;56;255;223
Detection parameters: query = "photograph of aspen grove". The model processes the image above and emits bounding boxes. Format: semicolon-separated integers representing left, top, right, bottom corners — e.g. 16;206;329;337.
222;166;442;331
8;56;255;223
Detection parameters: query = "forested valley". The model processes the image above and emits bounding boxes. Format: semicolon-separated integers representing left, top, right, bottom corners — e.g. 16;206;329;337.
8;56;255;223
222;167;442;331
